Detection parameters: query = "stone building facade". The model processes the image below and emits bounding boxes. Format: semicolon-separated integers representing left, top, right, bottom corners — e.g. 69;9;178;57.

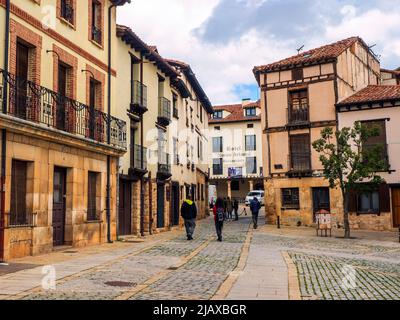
115;26;212;237
253;37;391;231
208;100;264;202
0;0;129;261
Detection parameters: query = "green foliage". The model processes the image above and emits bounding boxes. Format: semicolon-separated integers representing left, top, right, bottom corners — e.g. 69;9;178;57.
312;122;385;195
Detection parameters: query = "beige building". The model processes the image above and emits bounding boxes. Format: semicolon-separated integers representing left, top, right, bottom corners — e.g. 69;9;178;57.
337;85;400;230
253;37;385;229
208;100;263;201
0;0;129;261
381;68;400;85
115;26;212;237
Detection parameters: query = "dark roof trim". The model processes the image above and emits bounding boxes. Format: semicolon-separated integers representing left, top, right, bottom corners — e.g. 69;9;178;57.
166;60;213;113
116;25;179;78
111;0;131;5
171;78;191;99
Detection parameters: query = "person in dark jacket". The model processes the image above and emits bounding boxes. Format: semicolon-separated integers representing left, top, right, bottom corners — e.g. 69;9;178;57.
181;195;197;240
250;197;261;229
213;197;225;241
226;197;233;220
233;199;239;221
223;197;228;220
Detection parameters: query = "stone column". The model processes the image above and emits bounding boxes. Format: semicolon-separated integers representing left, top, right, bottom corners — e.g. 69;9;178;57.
249;179;254;191
227;180;232;198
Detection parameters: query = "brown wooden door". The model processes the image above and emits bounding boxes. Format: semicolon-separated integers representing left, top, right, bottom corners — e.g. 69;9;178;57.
290;134;311;171
16;42;29;119
118;179;132;236
392;188;400;227
53;167;66;246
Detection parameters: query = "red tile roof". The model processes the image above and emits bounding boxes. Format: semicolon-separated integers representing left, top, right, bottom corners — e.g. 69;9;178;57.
209;101;261;124
254;37;362;74
337;85;400;106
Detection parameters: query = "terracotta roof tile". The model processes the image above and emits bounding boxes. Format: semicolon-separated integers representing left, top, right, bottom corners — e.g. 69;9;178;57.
254;37;360;74
337;85;400;106
209;101;261;124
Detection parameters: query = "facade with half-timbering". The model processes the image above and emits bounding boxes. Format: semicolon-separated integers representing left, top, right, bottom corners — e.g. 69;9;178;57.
0;0;129;261
253;37;397;231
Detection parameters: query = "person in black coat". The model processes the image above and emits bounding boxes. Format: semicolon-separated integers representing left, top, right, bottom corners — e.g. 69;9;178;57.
233;199;239;221
181;195;197;240
250;197;261;229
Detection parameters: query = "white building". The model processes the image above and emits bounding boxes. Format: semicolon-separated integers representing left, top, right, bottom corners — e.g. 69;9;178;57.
208;100;263;202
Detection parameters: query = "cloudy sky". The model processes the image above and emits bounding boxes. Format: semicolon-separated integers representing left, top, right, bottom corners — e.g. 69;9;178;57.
117;0;400;105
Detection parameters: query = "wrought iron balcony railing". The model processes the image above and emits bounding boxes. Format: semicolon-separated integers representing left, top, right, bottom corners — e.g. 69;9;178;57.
132;144;147;171
0;69;126;149
158;97;171;126
158;152;171;174
60;0;74;24
287;106;310;125
131;80;147;112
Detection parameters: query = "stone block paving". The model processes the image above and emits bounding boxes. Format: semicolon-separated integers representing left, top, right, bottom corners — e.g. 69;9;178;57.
289;252;400;300
253;229;400;301
130;221;249;300
21;218;250;300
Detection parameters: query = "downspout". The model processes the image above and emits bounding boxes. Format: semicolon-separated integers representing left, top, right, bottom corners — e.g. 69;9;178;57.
0;0;11;262
106;4;117;244
140;52;145;237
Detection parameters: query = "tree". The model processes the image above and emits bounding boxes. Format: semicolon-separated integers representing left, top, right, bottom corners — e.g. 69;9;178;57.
312;123;386;238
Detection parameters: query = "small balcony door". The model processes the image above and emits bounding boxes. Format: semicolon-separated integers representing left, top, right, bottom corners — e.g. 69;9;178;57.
89;79;97;139
56;64;68;131
15;42;29;119
290;134;311;172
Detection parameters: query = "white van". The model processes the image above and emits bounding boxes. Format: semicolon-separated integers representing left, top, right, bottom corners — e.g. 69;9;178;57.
245;190;264;206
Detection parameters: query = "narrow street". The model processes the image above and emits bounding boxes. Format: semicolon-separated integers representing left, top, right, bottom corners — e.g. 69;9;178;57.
0;208;399;300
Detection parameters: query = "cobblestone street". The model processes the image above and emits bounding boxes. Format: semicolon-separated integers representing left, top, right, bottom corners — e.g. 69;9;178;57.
0;210;399;300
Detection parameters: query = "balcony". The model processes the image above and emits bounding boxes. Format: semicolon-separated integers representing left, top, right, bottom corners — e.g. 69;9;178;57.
130;80;147;115
158;97;171;127
128;145;147;179
287;106;310;128
287;154;312;177
0;69;126;149
157;152;172;180
60;0;74;24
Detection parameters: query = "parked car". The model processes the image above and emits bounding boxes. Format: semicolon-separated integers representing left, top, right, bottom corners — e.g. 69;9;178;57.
245;190;264;206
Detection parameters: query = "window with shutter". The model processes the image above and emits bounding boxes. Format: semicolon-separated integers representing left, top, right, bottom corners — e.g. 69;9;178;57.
292;68;304;81
10;160;28;226
87;172;99;221
361;120;389;171
289;134;311;171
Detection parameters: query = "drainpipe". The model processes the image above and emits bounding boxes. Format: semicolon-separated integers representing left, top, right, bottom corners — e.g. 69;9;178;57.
106;1;130;243
140;52;145;237
0;0;11;262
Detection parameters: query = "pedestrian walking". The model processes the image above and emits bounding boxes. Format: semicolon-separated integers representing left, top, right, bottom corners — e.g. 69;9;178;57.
233;199;239;221
181;195;197;240
223;197;228;220
213;197;225;241
250;196;261;229
226;197;233;220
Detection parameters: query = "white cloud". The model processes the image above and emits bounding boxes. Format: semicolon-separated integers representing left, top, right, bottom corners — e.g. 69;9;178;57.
117;1;400;105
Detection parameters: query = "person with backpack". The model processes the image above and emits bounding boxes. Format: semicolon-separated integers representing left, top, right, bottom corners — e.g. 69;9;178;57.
181;194;197;240
213;197;225;242
250;196;261;229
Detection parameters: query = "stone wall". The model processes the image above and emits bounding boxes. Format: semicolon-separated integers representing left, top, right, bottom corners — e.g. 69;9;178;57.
2;131;119;260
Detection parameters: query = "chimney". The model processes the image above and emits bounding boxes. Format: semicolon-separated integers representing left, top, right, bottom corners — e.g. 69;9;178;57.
242;98;252;107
